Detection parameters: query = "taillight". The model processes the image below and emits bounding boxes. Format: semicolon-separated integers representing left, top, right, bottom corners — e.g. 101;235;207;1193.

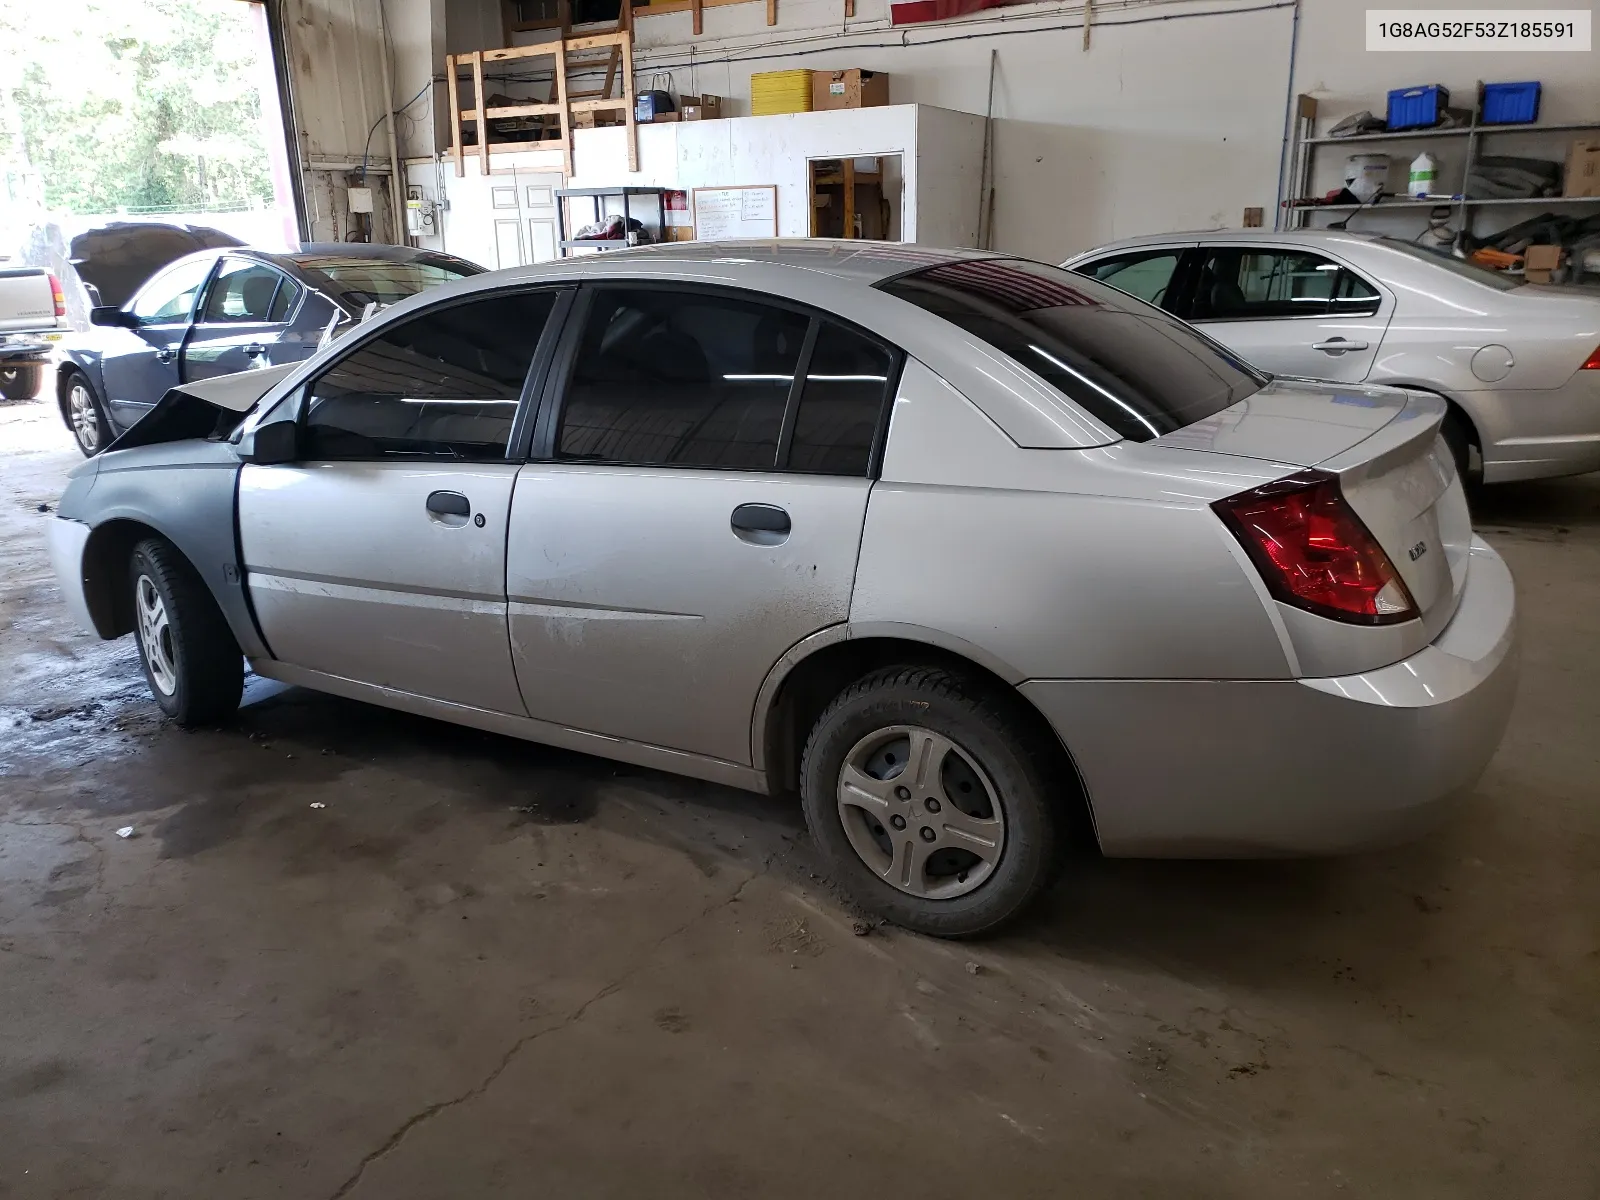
1212;470;1417;625
1582;344;1600;370
47;272;65;318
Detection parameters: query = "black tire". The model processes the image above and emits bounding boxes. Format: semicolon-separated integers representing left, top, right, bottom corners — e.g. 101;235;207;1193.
1442;408;1475;485
128;538;244;726
1;362;42;400
61;368;111;457
800;665;1063;938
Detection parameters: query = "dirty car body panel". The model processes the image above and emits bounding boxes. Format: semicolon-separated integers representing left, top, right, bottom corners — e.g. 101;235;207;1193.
50;241;1519;861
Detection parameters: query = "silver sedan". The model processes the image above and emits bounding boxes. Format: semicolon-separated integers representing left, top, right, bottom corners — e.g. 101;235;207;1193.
1064;229;1600;483
47;242;1518;936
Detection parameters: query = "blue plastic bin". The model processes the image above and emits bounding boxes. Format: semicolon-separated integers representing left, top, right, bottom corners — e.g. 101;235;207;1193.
1387;84;1449;130
1482;81;1541;125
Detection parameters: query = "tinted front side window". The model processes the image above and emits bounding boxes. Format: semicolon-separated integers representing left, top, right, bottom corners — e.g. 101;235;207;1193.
130;257;215;324
880;258;1263;442
557;288;808;470
303;290;555;461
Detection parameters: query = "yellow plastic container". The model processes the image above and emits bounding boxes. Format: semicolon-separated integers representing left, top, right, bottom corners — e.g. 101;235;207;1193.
751;69;813;116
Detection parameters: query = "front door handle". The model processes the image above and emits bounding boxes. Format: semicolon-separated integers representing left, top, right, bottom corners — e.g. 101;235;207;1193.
155;349;176;364
426;490;471;518
730;502;791;544
244;343;267;357
1313;338;1369;354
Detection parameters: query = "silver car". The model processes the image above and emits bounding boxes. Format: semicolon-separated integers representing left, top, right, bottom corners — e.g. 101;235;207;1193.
1063;229;1600;483
47;242;1518;936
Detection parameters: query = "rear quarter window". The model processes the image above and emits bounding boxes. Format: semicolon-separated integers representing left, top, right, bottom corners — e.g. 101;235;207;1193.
878;258;1265;442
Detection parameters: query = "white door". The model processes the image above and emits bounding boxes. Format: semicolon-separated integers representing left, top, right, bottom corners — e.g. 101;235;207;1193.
1186;245;1392;383
440;165;563;269
505;285;900;765
238;288;562;713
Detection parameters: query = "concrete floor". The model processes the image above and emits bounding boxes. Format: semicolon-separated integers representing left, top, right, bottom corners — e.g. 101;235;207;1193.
1;389;1596;1199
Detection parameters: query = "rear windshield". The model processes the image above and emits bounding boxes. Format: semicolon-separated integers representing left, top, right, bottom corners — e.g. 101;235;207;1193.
1374;238;1522;291
292;256;480;307
878;258;1265;442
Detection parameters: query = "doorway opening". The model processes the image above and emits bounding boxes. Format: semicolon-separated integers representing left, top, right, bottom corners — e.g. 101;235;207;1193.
808;154;903;241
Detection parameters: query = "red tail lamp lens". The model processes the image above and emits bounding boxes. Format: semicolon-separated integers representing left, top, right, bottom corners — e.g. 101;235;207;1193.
1212;470;1418;625
47;272;65;317
1581;344;1600;370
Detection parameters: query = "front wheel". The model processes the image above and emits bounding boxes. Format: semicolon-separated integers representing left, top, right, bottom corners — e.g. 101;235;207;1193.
800;666;1063;938
129;538;244;726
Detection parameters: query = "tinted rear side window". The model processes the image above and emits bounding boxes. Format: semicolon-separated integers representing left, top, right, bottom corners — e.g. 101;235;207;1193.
556;288;808;470
787;322;896;476
879;258;1264;442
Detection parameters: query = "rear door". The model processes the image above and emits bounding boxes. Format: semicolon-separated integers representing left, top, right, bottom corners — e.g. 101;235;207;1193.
1184;245;1391;382
99;256;216;430
183;256;309;382
506;284;900;765
238;286;566;713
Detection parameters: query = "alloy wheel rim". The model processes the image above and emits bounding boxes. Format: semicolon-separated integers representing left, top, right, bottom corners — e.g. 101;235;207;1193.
836;724;1006;899
135;574;178;696
69;384;98;452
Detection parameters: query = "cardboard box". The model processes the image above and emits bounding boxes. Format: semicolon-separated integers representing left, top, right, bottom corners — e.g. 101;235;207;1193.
811;69;889;111
572;111;620;129
682;95;722;121
647;111;680;123
1524;244;1561;283
1564;140;1600;197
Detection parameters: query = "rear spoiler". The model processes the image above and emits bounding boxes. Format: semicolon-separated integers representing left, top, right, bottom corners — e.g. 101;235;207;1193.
105;362;299;453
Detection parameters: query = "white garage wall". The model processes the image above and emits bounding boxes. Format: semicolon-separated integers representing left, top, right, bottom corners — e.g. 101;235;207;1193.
306;0;1600;254
616;0;1295;260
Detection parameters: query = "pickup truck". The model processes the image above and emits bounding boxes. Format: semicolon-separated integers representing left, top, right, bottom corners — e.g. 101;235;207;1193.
0;266;69;399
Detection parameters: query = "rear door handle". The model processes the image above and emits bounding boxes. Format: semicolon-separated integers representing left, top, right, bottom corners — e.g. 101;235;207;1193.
1313;338;1369;353
730;502;790;544
426;490;471;518
155;349;176;363
245;343;267;357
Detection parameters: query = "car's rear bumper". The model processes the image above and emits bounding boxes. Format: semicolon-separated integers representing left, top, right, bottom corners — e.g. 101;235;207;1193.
46;517;99;636
1020;536;1518;856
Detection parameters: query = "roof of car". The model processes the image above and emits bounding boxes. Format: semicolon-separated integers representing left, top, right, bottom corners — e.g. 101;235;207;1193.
569;239;1002;283
1063;228;1388;260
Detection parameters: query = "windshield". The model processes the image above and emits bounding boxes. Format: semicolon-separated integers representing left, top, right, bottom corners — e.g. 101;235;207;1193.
1375;238;1523;291
292;256;479;307
878;258;1266;442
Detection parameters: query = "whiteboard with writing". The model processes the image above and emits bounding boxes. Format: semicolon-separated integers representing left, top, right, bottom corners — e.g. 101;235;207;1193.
691;186;778;240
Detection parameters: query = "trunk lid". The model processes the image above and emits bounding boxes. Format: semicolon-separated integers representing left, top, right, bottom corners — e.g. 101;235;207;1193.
1162;378;1470;634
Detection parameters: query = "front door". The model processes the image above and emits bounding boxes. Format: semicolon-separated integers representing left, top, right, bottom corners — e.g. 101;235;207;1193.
238;286;564;712
99;255;216;431
1184;245;1391;383
507;285;901;765
183;256;308;382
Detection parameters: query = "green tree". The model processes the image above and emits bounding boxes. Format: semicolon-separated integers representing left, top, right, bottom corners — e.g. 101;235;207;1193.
0;0;275;214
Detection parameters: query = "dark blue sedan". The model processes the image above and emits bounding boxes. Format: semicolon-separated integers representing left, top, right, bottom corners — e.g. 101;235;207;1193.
56;243;482;455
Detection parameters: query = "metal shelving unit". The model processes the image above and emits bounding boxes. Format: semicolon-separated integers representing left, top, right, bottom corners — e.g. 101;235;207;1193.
1281;86;1600;233
555;186;668;255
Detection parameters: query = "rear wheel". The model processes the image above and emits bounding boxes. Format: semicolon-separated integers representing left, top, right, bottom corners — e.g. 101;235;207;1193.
63;369;110;457
1441;407;1477;485
800;666;1062;938
1;362;41;400
129;538;243;726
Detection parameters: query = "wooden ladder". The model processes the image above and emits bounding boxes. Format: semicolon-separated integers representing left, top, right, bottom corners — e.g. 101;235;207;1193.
446;19;637;179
